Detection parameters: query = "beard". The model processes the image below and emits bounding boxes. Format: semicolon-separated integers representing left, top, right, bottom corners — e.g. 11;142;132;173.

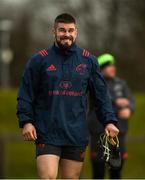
56;35;75;51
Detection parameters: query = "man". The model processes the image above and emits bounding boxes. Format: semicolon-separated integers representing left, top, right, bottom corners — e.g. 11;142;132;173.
88;54;135;179
17;14;119;179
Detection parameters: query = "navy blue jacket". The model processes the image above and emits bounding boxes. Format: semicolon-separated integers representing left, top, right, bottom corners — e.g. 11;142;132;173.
17;44;117;146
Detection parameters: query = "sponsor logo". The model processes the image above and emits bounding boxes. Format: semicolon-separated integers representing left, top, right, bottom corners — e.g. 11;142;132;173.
59;81;72;90
47;64;56;71
76;64;87;73
48;90;83;96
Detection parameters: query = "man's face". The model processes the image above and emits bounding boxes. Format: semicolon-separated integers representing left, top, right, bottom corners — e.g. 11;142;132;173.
53;23;77;50
101;65;116;78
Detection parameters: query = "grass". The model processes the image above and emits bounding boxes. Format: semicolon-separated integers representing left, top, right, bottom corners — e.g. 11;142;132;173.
6;142;37;179
0;89;145;178
128;93;145;135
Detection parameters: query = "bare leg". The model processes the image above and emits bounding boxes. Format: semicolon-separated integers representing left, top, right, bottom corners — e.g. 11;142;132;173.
37;154;60;179
60;159;83;179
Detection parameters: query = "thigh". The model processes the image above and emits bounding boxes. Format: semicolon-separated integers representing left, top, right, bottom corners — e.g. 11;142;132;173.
37;155;60;179
60;159;83;179
36;144;61;179
60;146;86;179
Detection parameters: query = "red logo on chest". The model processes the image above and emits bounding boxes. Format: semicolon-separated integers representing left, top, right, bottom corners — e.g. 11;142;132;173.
59;81;72;89
76;64;87;73
47;64;56;71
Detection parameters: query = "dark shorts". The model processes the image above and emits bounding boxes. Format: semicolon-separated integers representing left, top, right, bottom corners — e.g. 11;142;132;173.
36;144;86;162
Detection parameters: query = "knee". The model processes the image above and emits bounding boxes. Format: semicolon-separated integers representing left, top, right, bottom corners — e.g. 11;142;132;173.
38;169;57;179
62;171;81;179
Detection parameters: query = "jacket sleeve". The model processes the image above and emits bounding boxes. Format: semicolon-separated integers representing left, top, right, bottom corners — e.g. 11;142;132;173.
17;55;41;128
122;80;135;112
88;56;117;127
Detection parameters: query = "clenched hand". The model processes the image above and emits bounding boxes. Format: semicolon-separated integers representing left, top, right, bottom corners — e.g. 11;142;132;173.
105;123;119;137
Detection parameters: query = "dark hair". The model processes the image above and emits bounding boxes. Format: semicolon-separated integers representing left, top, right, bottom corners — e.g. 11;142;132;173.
55;13;76;25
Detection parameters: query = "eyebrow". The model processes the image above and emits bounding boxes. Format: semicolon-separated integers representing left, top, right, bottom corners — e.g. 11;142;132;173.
58;27;76;31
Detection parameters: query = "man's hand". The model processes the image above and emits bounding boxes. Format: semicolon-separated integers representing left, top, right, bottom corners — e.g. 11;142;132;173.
115;98;130;108
22;123;37;141
118;108;131;119
105;123;119;137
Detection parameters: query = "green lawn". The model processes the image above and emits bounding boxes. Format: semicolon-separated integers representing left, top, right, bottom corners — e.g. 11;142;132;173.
0;89;145;179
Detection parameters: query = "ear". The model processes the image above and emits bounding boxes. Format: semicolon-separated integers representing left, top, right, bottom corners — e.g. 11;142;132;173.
75;28;78;37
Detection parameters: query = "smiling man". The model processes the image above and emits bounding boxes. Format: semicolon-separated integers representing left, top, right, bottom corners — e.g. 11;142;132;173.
17;13;119;179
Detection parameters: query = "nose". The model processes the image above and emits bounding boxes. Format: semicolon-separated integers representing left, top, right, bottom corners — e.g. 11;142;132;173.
65;30;70;36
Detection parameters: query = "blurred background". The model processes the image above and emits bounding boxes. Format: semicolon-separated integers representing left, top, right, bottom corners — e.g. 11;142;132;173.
0;0;145;178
